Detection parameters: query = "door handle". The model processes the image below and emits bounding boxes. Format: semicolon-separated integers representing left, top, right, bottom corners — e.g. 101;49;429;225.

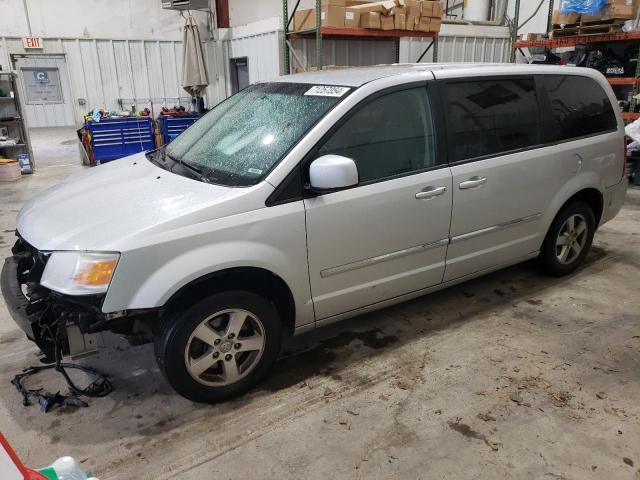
459;176;487;190
415;186;447;200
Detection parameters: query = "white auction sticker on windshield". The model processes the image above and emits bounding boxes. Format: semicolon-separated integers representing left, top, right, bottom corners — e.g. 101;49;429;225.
304;86;350;97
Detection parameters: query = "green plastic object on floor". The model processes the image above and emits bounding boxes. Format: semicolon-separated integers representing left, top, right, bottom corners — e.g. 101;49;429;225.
37;467;59;480
37;456;99;480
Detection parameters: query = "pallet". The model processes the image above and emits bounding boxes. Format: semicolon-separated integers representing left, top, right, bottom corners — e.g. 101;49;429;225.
551;19;625;38
551;17;627;29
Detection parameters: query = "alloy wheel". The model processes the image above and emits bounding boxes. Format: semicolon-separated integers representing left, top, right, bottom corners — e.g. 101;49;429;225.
184;309;266;386
555;213;588;265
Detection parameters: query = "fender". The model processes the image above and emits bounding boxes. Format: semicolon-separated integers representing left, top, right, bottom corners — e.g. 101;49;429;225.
539;171;604;247
102;202;315;327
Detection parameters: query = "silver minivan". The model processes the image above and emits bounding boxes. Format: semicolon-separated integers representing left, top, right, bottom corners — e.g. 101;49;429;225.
1;64;628;402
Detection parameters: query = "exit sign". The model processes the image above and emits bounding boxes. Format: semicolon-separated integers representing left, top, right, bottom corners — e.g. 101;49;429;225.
22;37;43;49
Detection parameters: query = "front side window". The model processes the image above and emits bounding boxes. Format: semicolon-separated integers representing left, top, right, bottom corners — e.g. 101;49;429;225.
318;87;436;183
166;83;346;186
444;78;541;163
538;75;617;142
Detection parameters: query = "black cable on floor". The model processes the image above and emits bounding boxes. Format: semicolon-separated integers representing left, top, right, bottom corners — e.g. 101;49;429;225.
10;317;113;413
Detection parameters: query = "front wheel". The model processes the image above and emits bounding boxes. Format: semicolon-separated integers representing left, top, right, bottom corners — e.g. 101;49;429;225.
154;290;282;403
539;201;595;277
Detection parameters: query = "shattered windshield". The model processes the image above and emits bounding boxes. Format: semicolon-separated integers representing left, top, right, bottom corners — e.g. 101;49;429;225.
165;83;348;186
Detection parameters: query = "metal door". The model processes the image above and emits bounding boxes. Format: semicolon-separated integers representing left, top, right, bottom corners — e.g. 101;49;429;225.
437;74;564;281
304;85;452;320
14;55;76;127
230;57;250;94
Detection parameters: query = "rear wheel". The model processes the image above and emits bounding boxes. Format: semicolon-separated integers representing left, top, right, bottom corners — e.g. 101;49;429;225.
155;290;282;403
540;201;595;277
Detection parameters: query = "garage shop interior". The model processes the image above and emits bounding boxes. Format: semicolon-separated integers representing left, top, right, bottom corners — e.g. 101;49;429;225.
0;0;639;478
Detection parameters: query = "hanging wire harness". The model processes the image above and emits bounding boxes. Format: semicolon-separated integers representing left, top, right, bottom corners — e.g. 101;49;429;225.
4;236;114;413
11;313;113;413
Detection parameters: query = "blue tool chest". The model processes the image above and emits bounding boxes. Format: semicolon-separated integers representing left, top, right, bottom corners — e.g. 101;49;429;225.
88;117;155;162
159;114;199;144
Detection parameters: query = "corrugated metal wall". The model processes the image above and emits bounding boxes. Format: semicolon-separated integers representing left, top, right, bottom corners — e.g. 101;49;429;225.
400;35;511;64
285;33;510;72
289;38;396;69
0;36;199;125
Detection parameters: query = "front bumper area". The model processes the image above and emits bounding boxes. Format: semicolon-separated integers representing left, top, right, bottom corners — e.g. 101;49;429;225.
1;255;37;339
1;236;107;358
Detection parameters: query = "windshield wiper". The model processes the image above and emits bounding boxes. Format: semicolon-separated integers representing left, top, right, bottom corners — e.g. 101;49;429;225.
146;149;168;170
163;151;207;181
178;157;203;175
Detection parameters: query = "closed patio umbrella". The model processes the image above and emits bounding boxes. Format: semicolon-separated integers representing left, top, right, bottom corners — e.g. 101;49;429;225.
182;15;209;99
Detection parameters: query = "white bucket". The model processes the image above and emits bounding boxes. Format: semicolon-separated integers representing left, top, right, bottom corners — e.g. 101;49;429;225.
0;161;22;182
463;0;491;22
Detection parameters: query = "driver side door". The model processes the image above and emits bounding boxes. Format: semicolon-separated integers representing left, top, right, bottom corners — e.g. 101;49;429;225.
304;84;453;320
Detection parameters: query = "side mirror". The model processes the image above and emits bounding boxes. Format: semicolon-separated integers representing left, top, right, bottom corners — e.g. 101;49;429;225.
309;155;359;191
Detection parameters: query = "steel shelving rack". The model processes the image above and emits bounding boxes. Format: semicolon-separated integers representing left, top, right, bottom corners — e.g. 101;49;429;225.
512;0;640;121
0;71;34;171
514;32;640;119
282;0;439;74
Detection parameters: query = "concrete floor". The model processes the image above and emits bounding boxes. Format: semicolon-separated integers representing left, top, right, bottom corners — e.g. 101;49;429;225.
1;128;639;479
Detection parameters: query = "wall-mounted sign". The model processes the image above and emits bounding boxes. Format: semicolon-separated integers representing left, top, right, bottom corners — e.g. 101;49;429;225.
22;37;43;49
22;67;63;104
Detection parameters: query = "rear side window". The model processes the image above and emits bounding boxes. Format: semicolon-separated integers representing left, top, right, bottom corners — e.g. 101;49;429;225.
318;87;436;183
443;78;542;163
538;75;617;142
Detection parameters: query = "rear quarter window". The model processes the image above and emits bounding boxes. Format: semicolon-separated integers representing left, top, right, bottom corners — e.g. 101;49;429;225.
537;75;617;143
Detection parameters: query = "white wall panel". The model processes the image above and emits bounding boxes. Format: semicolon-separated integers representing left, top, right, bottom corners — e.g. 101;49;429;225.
228;30;283;84
1;36;201;125
0;0;208;41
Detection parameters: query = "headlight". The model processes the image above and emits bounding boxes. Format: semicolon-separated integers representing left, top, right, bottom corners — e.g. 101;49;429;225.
41;252;120;295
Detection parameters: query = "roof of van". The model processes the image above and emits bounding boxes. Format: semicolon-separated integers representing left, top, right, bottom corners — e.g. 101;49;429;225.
272;63;601;87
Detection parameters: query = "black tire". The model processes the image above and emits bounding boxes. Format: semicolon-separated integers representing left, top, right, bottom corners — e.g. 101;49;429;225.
154;290;282;403
539;201;595;277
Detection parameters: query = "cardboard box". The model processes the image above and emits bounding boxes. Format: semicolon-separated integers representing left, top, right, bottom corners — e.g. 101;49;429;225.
322;5;346;27
381;0;397;11
606;4;633;17
404;0;422;14
432;1;444;17
345;8;360;27
393;5;406;15
360;11;382;28
294;8;315;31
416;15;441;31
395;11;406;28
294;5;345;30
347;2;388;14
405;0;422;30
422;1;443;17
416;16;430;32
381;14;395;29
406;10;418;30
551;10;580;25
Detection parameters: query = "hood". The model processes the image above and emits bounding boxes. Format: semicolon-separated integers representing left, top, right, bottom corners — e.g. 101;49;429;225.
17;153;269;251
